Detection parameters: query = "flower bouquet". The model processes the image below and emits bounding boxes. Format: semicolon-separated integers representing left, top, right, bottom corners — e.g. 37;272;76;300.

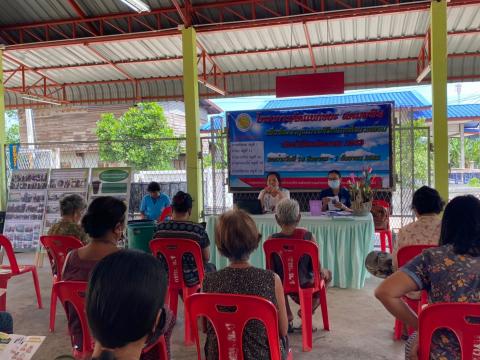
348;167;374;216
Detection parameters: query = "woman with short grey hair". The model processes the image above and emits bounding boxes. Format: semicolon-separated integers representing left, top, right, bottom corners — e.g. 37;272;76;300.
275;198;301;226
48;194;88;244
268;198;332;332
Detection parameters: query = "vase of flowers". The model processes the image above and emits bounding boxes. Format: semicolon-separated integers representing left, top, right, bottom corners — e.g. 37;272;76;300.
348;167;374;216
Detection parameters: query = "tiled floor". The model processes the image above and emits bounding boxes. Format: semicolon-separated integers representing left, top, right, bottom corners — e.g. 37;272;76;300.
7;253;405;360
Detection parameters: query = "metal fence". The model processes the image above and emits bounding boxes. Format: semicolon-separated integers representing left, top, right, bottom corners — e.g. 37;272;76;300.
200;133;232;215
4;117;478;228
390;107;432;230
3;136;233;218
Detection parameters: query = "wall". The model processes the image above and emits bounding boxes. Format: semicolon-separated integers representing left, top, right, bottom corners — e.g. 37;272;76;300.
18;101;211;143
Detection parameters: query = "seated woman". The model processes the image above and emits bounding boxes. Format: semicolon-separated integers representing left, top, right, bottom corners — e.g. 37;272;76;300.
62;196;126;282
366;186;445;279
269;198;331;330
375;195;480;360
87;250;168;360
258;172;290;213
319;170;351;211
48;194;88;244
61;196;126;352
154;191;215;287
62;196;174;358
203;209;289;360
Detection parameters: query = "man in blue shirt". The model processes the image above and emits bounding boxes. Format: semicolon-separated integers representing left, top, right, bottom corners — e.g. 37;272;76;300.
319;170;351;211
140;182;170;221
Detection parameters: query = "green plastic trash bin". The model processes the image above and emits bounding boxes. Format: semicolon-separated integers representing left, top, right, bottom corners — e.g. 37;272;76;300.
127;220;156;253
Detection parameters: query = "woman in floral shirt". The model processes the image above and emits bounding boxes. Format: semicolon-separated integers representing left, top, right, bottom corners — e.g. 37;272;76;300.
375;195;480;360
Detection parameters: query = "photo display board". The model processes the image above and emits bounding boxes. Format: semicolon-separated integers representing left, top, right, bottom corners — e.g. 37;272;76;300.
43;169;89;234
227;103;393;190
89;167;132;211
3;170;48;250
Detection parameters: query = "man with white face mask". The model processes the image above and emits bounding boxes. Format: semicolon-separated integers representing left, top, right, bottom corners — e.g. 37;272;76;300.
319;170;351;211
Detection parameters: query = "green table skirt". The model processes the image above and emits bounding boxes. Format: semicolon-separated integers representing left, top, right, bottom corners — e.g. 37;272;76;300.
206;213;375;289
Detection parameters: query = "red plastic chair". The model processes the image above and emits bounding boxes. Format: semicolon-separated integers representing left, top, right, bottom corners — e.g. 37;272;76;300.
150;238;205;345
55;281;169;360
0;235;42;311
186;293;293;360
54;281;93;359
418;303;480;360
141;336;169;360
40;235;83;332
158;206;172;222
372;199;393;253
263;239;329;352
393;244;436;340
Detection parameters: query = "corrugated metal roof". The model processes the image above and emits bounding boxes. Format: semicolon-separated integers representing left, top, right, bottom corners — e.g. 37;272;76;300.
414;104;480;119
0;0;75;26
263;90;429;109
120;60;184;78
91;38;183;62
9;46;103;68
306;12;429;44
198;24;306;55
1;2;479;108
221;62;420;94
43;67;128;83
75;0;172;17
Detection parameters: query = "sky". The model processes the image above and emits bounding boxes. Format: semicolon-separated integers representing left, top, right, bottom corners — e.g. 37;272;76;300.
211;81;480;112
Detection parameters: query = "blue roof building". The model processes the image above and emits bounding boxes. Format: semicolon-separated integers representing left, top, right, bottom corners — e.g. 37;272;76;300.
208;90;480;136
263;90;430;110
414;104;480;135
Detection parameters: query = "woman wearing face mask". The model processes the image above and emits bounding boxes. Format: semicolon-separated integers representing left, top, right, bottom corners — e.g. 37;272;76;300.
61;196;127;353
320;170;351;211
258;172;290;213
62;196;175;359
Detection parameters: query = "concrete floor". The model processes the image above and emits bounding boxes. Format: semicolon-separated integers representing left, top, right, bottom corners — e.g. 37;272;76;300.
6;253;406;360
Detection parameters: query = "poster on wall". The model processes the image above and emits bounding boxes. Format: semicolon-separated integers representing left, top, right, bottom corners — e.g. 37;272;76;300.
43;169;89;234
88;168;131;210
227;102;393;190
3;170;48;250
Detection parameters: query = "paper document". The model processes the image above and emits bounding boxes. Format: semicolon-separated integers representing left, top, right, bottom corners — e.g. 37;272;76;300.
0;333;45;360
327;196;340;211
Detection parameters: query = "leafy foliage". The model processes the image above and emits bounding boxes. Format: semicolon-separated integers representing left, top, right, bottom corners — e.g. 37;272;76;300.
203;139;228;169
468;177;480;188
449;137;480;169
5;123;20;144
96;103;180;170
395;119;430;187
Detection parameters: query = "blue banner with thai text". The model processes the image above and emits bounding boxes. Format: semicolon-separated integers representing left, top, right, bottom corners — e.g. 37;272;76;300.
227;103;393;190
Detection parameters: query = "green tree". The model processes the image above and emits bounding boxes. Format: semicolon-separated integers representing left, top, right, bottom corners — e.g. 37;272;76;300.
5;123;20;144
4;110;20;144
449;137;480;168
203;138;228;169
395;119;430;187
96;102;180;170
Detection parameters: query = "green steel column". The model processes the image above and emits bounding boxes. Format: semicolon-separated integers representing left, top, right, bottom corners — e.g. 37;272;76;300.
430;0;449;200
182;27;203;222
0;47;7;210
